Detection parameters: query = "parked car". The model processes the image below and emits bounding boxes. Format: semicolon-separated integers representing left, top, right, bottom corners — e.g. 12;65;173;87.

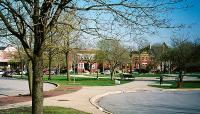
151;69;160;73
104;70;111;75
44;70;55;75
0;70;4;75
2;71;13;77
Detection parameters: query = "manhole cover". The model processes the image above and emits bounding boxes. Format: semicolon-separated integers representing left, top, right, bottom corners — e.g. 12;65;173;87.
58;99;70;101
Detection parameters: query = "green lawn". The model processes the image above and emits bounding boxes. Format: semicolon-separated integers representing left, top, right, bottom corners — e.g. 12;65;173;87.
43;75;132;86
149;81;200;89
0;106;90;114
134;73;161;77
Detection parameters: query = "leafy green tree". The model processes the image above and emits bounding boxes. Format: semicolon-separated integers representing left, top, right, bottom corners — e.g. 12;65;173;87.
97;39;129;80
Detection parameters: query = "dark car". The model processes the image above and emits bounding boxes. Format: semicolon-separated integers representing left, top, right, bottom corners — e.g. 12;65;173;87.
2;71;13;77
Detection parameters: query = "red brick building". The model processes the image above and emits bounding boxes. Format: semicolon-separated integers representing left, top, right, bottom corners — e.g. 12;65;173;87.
68;49;98;74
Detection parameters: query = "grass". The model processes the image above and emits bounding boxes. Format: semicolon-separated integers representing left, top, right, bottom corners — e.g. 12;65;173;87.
149;80;200;89
10;75;132;86
133;73;162;77
0;106;90;114
43;76;132;86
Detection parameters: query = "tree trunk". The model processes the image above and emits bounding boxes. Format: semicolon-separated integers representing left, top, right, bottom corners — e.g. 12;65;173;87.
163;62;166;73
27;60;32;96
21;60;24;78
32;1;44;112
96;69;99;79
32;54;44;114
130;63;132;74
89;64;92;74
65;52;71;81
110;68;114;80
48;50;52;80
169;61;172;74
130;53;132;74
177;69;183;88
160;62;163;72
138;51;141;73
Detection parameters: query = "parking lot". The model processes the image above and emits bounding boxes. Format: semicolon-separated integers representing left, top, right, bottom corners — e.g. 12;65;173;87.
0;77;56;98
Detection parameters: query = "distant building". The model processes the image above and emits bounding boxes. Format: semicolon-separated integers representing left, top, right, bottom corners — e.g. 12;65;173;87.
0;45;19;70
66;49;98;74
129;45;156;72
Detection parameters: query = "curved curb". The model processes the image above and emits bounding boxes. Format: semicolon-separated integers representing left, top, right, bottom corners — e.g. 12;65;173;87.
162;88;200;92
44;81;60;91
89;90;137;114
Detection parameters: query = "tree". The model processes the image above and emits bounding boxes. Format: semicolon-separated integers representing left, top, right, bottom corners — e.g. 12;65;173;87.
0;1;70;113
151;43;170;73
170;36;193;87
44;31;61;80
1;33;34;95
97;39;129;80
57;11;80;81
0;0;187;113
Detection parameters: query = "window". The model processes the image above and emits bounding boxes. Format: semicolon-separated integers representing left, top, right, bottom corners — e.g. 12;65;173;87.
78;63;84;69
92;64;96;69
142;57;144;60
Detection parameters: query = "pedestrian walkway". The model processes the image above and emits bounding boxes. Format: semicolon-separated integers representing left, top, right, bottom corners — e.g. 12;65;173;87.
0;80;160;114
1;75;200;114
0;78;56;98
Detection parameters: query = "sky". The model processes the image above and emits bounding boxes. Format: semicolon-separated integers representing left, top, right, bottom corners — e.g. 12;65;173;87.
0;0;199;48
148;0;200;45
80;0;200;49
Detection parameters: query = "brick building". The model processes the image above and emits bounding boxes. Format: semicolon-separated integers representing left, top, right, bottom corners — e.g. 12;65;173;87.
129;45;156;72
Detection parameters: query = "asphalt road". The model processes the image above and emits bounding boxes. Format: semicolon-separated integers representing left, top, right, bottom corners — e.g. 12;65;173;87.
0;78;56;98
99;90;200;114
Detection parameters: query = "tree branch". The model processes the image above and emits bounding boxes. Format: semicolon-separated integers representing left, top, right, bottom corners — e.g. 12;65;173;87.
47;0;72;31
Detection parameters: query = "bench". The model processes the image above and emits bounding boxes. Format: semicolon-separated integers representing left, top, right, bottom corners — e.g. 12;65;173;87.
120;73;135;80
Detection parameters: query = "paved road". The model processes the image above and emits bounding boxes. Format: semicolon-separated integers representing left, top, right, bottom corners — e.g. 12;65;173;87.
1;78;199;114
0;78;56;98
99;90;200;114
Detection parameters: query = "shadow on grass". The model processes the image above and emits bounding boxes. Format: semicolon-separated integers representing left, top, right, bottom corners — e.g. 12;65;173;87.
149;81;200;89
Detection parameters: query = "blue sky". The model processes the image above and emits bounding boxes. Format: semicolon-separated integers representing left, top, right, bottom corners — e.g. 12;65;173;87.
81;0;200;48
148;0;200;45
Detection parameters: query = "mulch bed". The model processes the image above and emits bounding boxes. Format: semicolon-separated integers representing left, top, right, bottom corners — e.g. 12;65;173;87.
0;86;81;106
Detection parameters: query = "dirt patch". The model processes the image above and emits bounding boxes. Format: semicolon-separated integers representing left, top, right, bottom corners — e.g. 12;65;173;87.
0;86;81;106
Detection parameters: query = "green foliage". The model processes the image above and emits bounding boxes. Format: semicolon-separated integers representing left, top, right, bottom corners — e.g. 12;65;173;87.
0;106;90;114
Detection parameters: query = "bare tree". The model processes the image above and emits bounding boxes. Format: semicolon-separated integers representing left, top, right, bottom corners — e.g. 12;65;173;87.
56;11;81;81
170;35;193;87
0;0;187;113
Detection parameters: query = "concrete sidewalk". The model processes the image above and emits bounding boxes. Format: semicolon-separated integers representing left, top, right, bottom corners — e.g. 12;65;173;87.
43;81;160;114
1;77;200;114
0;81;159;113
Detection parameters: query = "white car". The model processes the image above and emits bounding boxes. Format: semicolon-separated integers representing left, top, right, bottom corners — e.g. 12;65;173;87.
0;70;4;75
104;70;110;74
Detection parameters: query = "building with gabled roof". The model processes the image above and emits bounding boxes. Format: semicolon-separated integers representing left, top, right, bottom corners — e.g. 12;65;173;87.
0;45;19;70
